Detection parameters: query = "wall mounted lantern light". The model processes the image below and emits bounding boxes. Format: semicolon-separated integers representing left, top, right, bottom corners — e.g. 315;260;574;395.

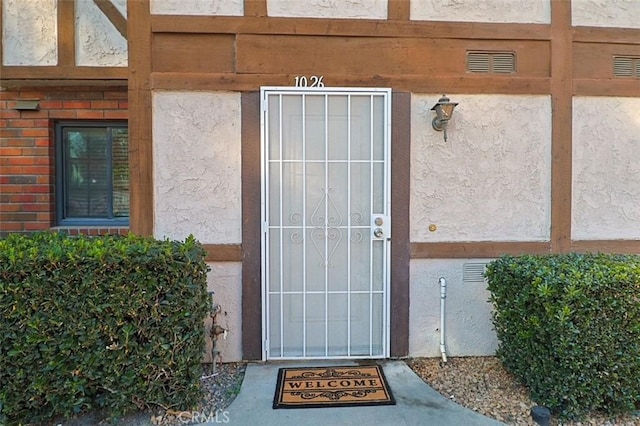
430;95;458;142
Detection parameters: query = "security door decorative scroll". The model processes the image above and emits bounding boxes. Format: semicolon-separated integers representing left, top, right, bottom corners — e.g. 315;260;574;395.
261;87;392;360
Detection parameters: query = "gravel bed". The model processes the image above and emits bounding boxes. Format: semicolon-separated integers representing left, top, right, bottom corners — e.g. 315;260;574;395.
407;357;640;426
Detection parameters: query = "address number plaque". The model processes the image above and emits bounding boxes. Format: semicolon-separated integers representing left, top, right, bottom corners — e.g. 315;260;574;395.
293;75;325;87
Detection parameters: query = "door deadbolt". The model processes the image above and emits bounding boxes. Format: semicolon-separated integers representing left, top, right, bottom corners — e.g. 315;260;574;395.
371;214;390;240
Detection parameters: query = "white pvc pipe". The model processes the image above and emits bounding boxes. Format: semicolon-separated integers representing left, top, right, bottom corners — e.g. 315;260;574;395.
439;277;448;363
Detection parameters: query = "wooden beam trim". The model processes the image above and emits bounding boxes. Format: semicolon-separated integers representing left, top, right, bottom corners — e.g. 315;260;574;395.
390;91;411;357
0;66;127;79
0;79;127;89
244;0;267;17
574;79;640;97
58;0;76;66
202;244;242;262
410;240;640;258
151;72;550;94
127;0;154;236
410;242;551;258
573;26;640;44
571;240;640;254
241;92;262;360
387;0;410;21
93;0;128;39
549;0;573;253
151;15;551;40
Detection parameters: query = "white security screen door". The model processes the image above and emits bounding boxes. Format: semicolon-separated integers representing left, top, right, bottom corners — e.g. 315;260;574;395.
261;87;391;359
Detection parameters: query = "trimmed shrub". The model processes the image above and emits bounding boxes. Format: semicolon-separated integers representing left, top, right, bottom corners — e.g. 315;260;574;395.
486;253;640;419
0;232;210;425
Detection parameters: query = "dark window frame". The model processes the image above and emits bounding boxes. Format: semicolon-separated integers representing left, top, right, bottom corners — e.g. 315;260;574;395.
55;120;129;227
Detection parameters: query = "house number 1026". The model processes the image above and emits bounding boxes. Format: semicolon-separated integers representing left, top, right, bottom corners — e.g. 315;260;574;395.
294;75;324;87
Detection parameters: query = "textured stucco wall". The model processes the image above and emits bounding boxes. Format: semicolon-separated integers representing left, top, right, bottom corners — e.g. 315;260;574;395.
411;94;552;242
204;262;242;363
409;259;498;357
410;0;550;23
76;0;127;66
150;0;243;16
572;0;640;28
2;0;57;66
152;92;242;244
572;97;640;240
268;0;387;19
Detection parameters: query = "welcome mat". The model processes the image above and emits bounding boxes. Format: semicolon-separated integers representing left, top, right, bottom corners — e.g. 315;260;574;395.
273;365;395;409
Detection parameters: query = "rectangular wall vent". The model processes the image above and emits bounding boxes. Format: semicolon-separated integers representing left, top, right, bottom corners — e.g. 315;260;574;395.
467;52;515;74
613;56;640;78
463;262;488;284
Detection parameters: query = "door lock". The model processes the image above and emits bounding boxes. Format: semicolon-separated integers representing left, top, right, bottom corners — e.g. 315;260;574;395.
371;215;391;240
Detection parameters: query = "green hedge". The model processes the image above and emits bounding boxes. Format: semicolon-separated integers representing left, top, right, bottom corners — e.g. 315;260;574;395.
0;232;210;425
486;253;640;419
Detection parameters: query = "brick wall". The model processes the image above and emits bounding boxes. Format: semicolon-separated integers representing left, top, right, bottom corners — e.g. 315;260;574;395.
0;86;128;237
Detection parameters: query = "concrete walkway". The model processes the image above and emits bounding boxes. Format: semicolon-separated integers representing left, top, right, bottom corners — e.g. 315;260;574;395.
198;360;505;426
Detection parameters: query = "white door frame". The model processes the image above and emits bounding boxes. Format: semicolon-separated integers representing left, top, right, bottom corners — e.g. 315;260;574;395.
260;87;392;360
